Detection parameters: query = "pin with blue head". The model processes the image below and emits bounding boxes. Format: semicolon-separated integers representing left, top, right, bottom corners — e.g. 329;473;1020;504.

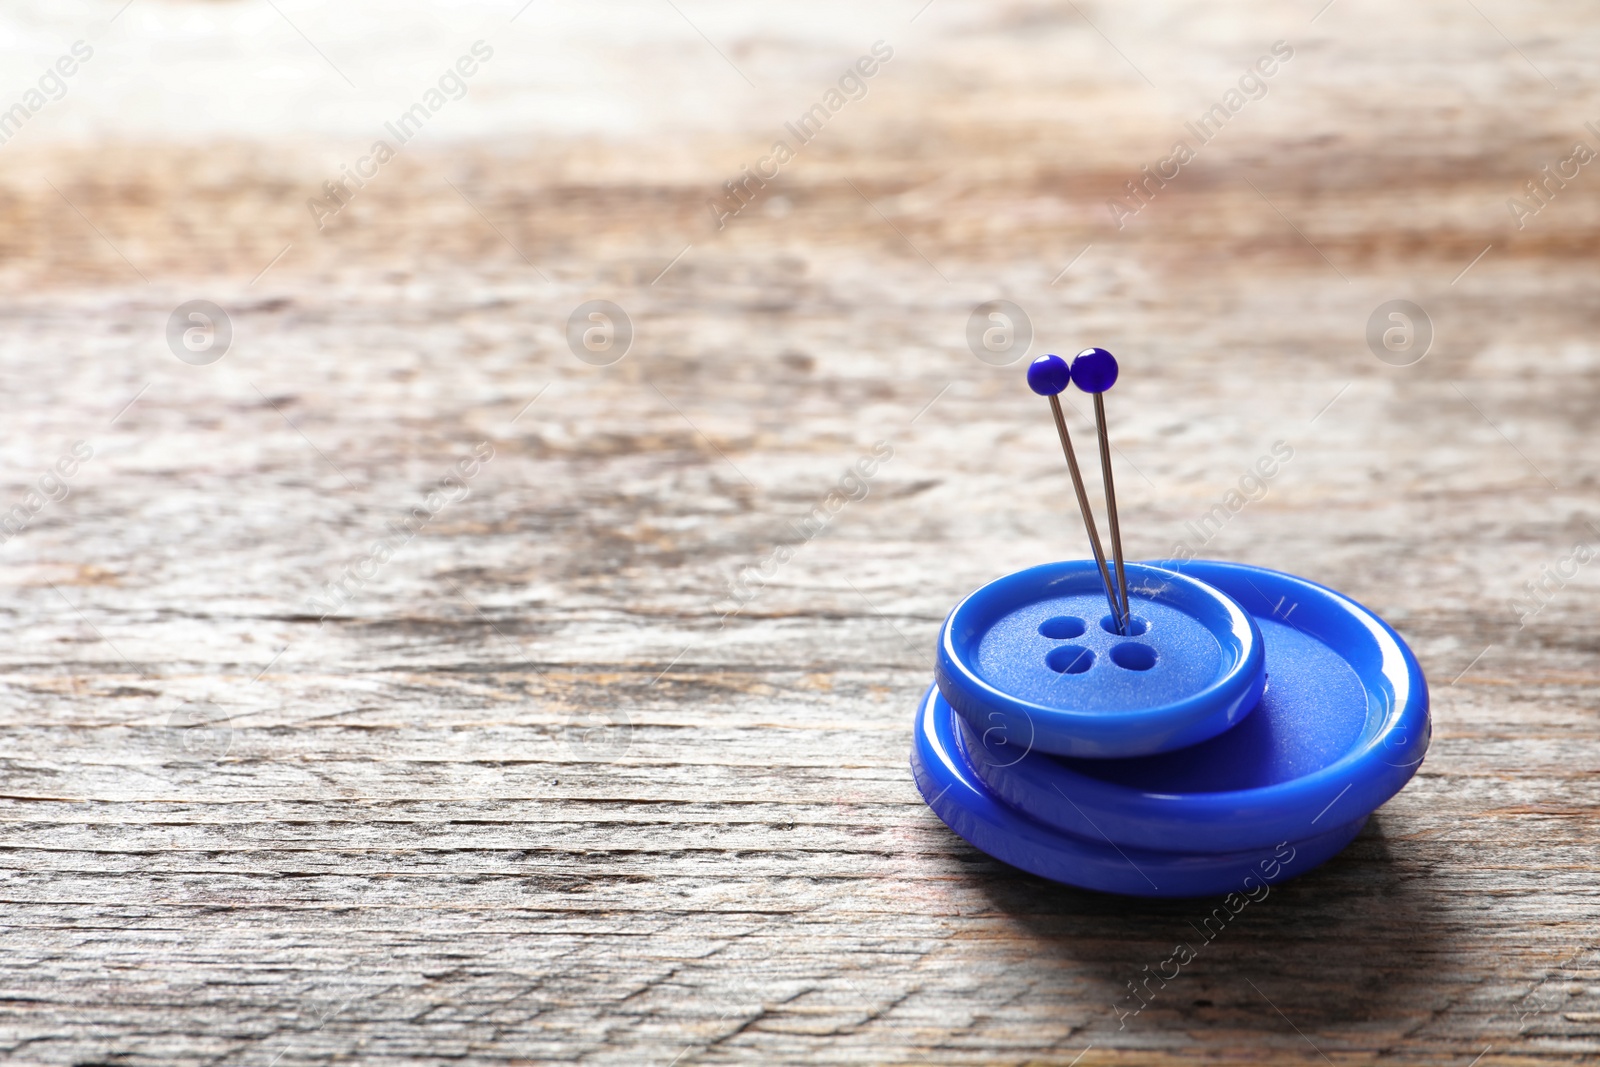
1068;346;1119;394
1070;347;1131;634
1026;354;1121;631
1025;352;1071;398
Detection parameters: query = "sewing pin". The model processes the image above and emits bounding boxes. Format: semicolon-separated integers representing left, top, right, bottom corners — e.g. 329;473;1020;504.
1027;354;1121;631
1071;347;1130;634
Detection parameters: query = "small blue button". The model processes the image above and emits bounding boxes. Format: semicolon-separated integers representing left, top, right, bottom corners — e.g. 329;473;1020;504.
935;560;1265;759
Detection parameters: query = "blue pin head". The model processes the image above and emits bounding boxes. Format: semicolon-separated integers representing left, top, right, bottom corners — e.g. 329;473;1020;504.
1027;354;1072;396
1071;348;1119;393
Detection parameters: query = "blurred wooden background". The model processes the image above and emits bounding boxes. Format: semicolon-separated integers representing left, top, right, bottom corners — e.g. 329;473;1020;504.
1;0;1597;1063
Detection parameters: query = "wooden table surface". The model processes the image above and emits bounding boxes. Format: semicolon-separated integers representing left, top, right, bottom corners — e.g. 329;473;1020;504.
2;1;1598;1063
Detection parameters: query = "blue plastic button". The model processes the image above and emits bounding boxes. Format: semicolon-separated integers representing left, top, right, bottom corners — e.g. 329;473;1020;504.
910;685;1369;898
909;560;1431;896
935;560;1265;759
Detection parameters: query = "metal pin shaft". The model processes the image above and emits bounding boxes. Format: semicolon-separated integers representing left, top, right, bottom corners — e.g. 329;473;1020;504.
1047;394;1121;629
1092;392;1131;634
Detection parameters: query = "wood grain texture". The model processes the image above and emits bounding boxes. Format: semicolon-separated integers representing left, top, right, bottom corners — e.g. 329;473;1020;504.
1;1;1599;1063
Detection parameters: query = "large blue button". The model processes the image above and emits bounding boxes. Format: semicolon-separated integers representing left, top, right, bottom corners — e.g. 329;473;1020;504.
909;685;1370;898
935;560;1265;758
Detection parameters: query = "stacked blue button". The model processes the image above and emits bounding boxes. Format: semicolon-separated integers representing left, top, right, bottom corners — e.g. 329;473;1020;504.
910;558;1430;897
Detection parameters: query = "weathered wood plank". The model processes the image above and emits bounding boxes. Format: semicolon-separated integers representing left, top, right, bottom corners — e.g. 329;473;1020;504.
1;1;1599;1063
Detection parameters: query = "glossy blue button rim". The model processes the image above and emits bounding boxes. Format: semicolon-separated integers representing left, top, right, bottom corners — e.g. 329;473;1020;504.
957;560;1430;853
909;685;1369;898
935;560;1265;758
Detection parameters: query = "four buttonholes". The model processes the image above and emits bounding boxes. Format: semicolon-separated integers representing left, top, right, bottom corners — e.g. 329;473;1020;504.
1038;614;1157;674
